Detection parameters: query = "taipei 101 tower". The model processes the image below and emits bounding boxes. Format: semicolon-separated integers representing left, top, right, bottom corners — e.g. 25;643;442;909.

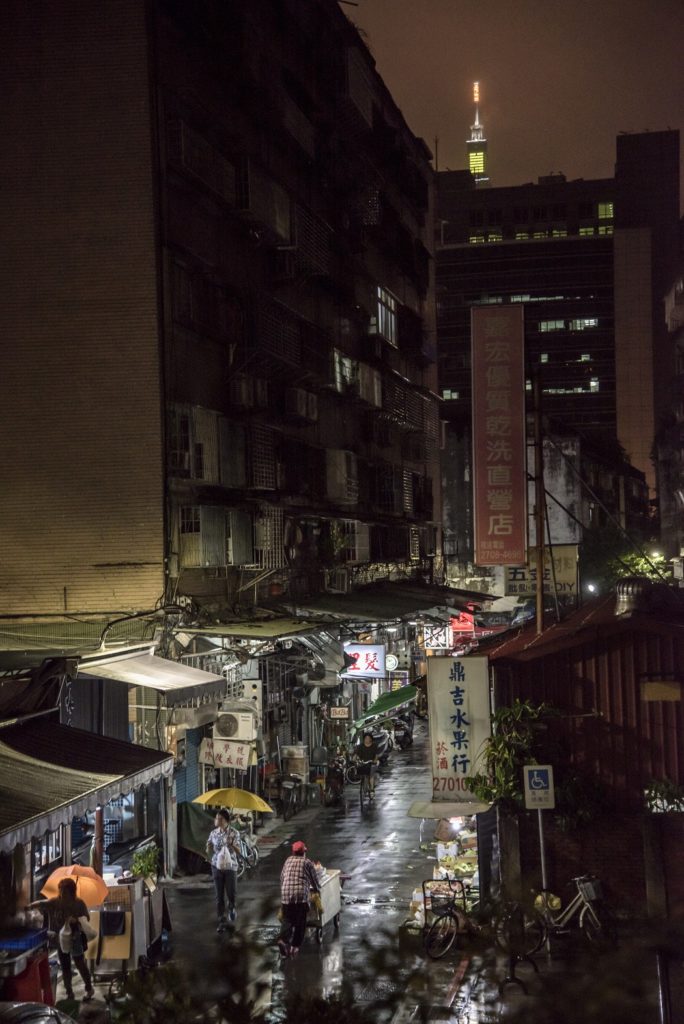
466;82;489;186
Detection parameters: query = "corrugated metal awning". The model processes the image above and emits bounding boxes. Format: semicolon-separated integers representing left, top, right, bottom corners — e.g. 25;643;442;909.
407;799;491;819
79;648;225;706
0;720;173;853
180;618;327;640
294;583;491;622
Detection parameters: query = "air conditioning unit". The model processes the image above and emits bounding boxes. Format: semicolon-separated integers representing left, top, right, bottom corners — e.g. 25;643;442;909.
271;248;297;282
213;711;257;742
254;378;269;408
285;388;318;422
230;375;254;410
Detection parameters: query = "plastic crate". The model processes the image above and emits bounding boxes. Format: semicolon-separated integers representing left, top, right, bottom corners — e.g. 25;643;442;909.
578;877;603;901
0;928;48;954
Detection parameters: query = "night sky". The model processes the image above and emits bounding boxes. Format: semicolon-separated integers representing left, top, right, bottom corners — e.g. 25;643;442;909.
346;0;683;197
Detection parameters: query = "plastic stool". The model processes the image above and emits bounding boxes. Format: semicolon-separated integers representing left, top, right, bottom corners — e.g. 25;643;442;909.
3;950;54;1005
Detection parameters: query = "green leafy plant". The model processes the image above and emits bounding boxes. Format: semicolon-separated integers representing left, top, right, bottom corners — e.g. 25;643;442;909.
465;699;550;809
131;843;160;880
644;777;684;813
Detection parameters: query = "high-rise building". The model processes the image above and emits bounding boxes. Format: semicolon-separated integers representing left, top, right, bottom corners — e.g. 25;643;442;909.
466;82;490;187
436;130;680;582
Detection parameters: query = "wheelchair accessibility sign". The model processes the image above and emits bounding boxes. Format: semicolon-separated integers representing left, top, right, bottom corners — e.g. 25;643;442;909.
523;764;555;809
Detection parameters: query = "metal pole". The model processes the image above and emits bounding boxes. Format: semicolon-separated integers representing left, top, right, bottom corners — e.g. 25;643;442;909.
537;809;548;891
533;373;545;636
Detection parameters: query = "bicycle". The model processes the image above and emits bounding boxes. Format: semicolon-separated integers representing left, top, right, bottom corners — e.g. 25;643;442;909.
423;878;475;959
533;874;617;949
358;761;377;809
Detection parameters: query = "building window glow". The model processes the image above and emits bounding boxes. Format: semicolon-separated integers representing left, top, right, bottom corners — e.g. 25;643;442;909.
510;294;531;302
598;202;614;219
533;231;548;239
579;227;595;236
469;151;485;174
487;231;503;242
580;353;591;362
515;231;530;240
376;285;397;346
540;353;549;363
570;318;598;331
598;225;613;235
442;389;459;400
551;228;568;237
469;234;486;244
590;377;600;392
539;320;565;332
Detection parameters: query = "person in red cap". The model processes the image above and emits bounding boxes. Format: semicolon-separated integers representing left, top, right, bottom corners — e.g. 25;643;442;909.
277;840;321;958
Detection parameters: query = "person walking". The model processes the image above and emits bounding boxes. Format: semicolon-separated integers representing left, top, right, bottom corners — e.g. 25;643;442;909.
41;877;95;1002
206;808;239;932
278;840;321;959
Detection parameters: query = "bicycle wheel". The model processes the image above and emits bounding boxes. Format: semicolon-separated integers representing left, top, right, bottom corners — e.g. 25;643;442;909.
346;764;360;785
282;790;294;821
244;843;259;869
359;774;370;809
235;852;246;878
424;912;460;960
494;902;545;956
581;903;618;948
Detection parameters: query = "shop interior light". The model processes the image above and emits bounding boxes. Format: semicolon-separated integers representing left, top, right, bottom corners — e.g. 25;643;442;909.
448;817;464;831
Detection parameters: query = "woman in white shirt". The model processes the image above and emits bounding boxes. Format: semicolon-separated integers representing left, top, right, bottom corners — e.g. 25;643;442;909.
206;808;239;932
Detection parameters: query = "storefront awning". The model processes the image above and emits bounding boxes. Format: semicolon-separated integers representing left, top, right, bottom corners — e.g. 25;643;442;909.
79;648;225;706
352;685;417;730
295;583;492;622
0;720;173;853
180;618;327;641
407;799;491;819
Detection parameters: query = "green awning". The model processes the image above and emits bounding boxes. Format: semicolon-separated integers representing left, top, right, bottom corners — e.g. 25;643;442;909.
352;685;417;731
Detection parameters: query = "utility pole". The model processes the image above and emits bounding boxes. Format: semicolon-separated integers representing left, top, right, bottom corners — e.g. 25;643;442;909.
534;373;545;635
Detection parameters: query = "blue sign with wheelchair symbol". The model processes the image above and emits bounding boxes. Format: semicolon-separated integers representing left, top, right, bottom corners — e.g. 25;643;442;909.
523;764;555;809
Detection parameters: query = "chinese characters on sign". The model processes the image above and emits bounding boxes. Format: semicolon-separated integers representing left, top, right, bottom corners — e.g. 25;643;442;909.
342;643;386;678
471;305;526;566
504;545;578;597
198;738;257;769
428;656;491;801
423;624;453;649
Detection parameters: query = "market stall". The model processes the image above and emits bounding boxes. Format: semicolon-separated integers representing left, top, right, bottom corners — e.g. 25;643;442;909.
407;815;481;929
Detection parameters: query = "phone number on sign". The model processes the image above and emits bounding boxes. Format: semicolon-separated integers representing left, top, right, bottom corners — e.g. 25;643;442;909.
433;776;470;793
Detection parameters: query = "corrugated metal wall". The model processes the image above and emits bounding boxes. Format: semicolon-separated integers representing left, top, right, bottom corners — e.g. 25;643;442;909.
497;625;684;806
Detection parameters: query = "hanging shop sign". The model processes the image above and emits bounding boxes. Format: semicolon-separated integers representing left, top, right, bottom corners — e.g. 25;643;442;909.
199;737;257;769
451;609;475;633
428;656;491;801
342;642;386;678
329;706;350;720
423;624;453;649
471;305;527;567
504;544;578;597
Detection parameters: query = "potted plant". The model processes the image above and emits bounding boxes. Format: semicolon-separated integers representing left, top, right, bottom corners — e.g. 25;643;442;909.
131;843;160;886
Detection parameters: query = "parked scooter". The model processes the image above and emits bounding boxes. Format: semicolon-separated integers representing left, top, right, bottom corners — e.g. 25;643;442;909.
323;755;347;806
393;711;414;749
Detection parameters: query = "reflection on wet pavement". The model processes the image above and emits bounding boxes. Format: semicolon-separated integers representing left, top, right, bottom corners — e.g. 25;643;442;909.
165;722;479;1019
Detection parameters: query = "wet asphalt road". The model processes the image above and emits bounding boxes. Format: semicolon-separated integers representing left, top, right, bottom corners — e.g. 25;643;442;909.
164;720;493;1020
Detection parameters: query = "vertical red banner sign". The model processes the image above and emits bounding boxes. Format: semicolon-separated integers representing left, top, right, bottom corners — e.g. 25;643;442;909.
472;305;526;566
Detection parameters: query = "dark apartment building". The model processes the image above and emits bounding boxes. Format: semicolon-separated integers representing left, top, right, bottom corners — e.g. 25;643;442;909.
436;131;680;579
1;0;439;632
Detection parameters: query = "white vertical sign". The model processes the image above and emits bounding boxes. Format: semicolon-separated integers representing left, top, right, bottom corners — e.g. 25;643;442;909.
428;656;491;802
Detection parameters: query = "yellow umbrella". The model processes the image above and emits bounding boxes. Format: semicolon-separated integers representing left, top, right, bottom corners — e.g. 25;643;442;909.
41;865;109;905
193;787;273;814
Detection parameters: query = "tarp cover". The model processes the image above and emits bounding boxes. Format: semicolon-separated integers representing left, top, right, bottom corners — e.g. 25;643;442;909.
352;685;417;730
178;800;215;858
80;649;225;706
0;720;173;852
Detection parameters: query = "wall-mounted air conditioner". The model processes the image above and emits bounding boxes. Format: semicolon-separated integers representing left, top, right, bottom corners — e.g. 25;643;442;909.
213;710;257;742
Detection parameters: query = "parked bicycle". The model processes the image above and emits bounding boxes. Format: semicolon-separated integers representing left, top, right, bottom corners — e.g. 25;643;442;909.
531;874;617;950
322;756;346;806
281;772;308;821
423;878;476;959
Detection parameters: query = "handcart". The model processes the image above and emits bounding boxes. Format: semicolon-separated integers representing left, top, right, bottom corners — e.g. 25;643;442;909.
307;868;342;943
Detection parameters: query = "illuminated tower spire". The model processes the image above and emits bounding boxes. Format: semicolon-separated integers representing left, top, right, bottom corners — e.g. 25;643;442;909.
466;81;489;186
